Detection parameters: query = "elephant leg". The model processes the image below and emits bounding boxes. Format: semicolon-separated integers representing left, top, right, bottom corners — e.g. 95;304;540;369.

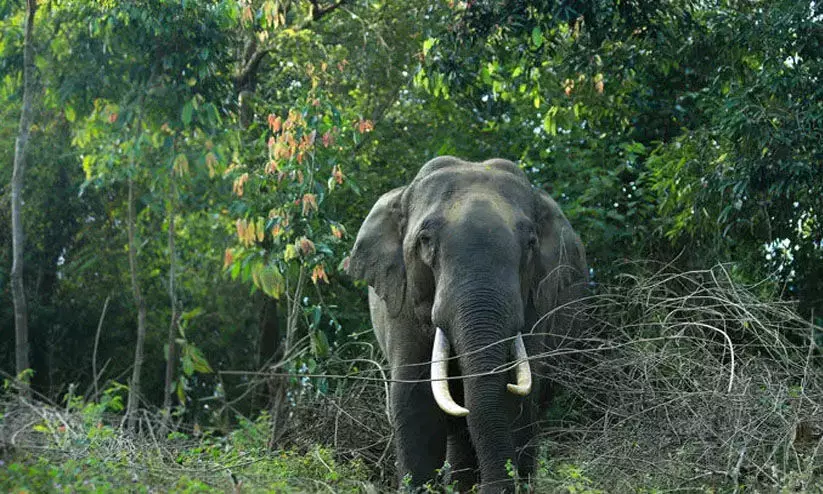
512;397;539;482
446;416;478;490
391;363;447;487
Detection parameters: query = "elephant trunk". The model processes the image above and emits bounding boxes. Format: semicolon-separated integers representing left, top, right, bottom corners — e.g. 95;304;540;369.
451;286;524;491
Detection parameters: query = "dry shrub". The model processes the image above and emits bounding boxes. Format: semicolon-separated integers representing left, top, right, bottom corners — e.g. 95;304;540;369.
250;340;395;484
539;263;823;491
279;369;394;482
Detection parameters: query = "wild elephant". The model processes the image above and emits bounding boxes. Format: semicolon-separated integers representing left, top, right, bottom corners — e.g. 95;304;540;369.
348;156;588;492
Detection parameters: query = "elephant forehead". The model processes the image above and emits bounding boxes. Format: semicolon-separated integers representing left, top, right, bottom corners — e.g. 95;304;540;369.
408;166;532;226
443;184;518;228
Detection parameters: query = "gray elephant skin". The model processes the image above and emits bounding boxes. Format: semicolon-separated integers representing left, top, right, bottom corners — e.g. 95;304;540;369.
347;156;588;492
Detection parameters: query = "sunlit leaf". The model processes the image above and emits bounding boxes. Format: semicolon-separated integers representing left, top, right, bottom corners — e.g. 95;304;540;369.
182;100;194;126
531;27;543;48
284;244;299;262
310;330;330;358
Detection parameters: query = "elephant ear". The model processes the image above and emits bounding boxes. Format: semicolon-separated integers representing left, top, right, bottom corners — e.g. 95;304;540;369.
347;187;407;317
531;189;589;317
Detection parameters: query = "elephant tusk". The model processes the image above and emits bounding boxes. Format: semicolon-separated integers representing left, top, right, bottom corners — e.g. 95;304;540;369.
506;332;532;396
431;327;470;417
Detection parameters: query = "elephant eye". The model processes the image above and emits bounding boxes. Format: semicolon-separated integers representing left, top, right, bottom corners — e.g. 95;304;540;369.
417;231;436;265
419;232;433;249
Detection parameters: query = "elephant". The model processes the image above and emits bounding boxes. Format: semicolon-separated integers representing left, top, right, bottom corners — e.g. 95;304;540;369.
347;156;589;492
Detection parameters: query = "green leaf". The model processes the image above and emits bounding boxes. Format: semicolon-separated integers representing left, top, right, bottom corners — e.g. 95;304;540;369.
543;113;556;136
204;102;221;126
422;37;437;57
311;330;330;358
188;346;213;374
312;306;322;328
182;100;194;126
65;105;76;122
284;244;299;262
182;349;194;376
314;242;334;257
531;27;543;48
176;379;186;404
259;264;285;299
181;307;204;321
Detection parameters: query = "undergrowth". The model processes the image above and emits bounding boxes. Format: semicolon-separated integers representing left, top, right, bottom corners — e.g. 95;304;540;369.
2;264;823;493
0;394;372;493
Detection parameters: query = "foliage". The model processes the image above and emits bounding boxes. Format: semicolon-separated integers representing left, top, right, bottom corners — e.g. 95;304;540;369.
417;0;823;302
0;437;370;494
414;2;680;278
0;0;821;491
646;1;823;307
224;83;363;324
535;461;603;494
4;265;823;491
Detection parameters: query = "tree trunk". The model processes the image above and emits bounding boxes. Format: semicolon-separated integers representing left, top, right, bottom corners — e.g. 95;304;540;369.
162;172;178;427
256;295;280;411
126;177;148;431
11;0;37;395
259;297;280;368
268;265;305;449
92;296;110;399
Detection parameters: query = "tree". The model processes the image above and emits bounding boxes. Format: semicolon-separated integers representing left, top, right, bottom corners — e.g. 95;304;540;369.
125;147;148;431
407;0;822;312
11;0;36;392
647;0;823;309
68;0;234;427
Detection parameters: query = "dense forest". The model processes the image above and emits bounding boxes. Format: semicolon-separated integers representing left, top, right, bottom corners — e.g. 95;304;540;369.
1;0;822;492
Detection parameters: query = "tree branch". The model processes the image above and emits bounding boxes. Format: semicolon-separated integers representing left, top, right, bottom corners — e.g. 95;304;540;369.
309;0;349;21
235;46;276;89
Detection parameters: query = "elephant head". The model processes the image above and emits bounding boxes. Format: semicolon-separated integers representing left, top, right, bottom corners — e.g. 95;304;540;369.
348;156;588;490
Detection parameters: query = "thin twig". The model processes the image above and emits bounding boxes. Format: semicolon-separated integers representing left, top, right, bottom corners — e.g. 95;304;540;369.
92;296;111;399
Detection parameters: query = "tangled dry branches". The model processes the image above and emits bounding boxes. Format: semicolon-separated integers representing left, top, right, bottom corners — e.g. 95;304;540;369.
539;263;823;491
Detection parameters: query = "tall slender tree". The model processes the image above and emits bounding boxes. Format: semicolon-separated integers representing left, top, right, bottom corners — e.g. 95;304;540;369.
126;172;148;431
11;0;37;392
162;160;178;426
